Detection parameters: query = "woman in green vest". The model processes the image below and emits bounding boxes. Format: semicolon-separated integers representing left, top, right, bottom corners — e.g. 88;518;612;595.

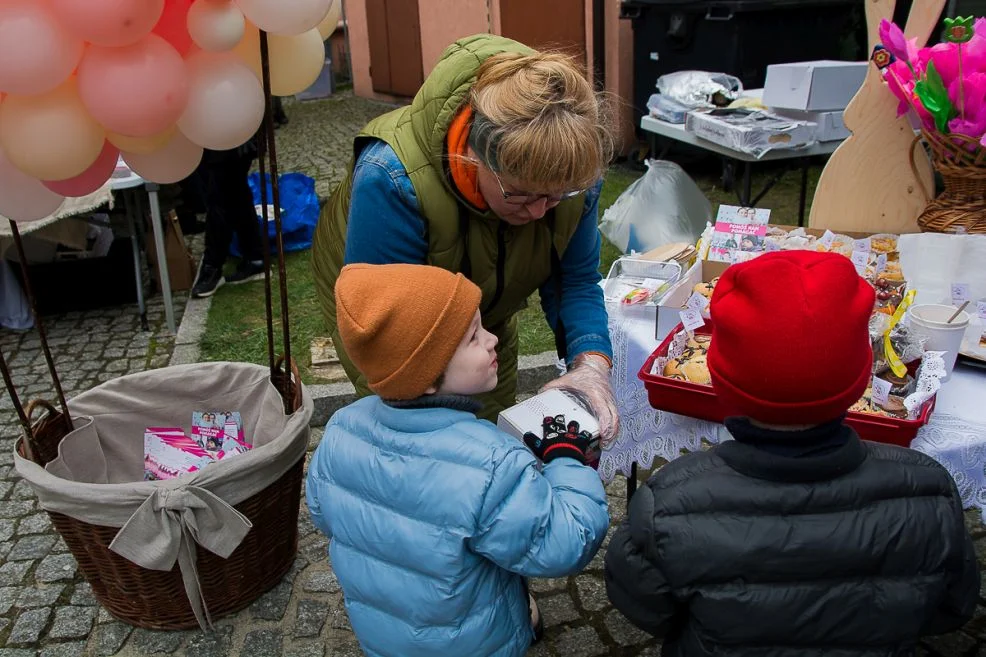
312;34;619;445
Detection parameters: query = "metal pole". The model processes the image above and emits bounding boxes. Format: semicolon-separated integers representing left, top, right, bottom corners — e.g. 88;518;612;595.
256;127;277;377
259;31;295;413
126;190;150;331
8;222;72;429
145;183;176;334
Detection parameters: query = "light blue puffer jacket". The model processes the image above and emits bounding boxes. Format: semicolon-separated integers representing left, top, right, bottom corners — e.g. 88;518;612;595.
306;396;610;657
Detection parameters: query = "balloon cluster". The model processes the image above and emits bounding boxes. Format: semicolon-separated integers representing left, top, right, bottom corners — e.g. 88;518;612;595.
0;0;341;222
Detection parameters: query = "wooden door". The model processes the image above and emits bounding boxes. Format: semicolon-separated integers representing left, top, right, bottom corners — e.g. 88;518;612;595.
365;0;425;97
499;0;586;67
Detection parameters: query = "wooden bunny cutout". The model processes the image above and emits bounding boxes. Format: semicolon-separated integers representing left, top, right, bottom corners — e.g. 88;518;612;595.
809;0;945;234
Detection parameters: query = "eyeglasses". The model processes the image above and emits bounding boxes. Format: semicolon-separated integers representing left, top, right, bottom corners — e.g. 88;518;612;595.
488;167;587;207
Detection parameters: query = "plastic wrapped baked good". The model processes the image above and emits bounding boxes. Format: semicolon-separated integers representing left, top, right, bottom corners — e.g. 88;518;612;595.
663;352;711;385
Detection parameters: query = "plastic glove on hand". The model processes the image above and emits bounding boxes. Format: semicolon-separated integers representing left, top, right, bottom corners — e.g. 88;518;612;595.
540;353;620;449
523;413;591;465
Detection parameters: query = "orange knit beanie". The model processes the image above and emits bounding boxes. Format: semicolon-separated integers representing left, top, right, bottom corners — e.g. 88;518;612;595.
335;263;482;400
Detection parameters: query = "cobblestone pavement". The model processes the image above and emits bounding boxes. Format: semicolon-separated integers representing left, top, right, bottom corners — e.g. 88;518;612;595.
1;92;985;656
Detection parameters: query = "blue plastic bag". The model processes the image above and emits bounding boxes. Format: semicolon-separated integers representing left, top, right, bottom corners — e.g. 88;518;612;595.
232;172;319;257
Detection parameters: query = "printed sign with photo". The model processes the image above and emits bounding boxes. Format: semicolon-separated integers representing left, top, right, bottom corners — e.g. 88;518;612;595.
708;205;771;263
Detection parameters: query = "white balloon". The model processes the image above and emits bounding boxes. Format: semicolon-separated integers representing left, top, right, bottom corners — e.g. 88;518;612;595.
0;147;65;222
122;131;203;184
235;0;330;36
178;51;264;151
187;0;245;52
268;29;325;96
316;0;340;40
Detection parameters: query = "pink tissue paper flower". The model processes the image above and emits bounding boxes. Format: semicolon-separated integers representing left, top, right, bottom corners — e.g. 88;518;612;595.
947;72;986;140
885;60;936;129
880;19;912;63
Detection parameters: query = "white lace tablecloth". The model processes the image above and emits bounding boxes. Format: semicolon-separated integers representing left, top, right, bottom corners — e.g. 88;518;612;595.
600;305;986;520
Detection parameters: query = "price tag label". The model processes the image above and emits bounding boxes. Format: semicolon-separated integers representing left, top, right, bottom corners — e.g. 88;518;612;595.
951;283;971;306
680;308;706;332
818;230;836;249
853;238;872;254
871;376;892;408
978;300;986;320
875;253;888;274
686;292;710;312
851;250;868;274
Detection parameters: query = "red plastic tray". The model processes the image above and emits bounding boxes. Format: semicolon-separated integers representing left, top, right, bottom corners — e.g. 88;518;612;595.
638;321;935;447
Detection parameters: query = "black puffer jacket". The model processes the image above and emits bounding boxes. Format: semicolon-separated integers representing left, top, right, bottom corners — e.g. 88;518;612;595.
605;419;978;657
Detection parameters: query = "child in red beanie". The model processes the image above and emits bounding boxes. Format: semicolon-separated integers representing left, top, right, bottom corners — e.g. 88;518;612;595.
605;251;978;656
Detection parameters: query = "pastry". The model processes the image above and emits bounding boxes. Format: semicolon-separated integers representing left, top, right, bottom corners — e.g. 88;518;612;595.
663;352;711;385
874;395;907;419
870;236;898;254
849;397;871;413
878;372;914;397
664;359;685;379
693;281;716;299
687;334;712;351
850;389;907;419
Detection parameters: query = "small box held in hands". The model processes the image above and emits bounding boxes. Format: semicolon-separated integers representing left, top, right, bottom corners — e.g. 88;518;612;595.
497;389;602;468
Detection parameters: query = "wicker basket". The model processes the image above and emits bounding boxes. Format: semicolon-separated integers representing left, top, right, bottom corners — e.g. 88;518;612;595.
918;130;986;234
16;361;305;630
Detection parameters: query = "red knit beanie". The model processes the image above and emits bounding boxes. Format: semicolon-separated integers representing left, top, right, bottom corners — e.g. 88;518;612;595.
707;251;875;425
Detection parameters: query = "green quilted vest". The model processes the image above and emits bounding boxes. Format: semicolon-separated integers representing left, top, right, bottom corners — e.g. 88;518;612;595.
312;33;586;332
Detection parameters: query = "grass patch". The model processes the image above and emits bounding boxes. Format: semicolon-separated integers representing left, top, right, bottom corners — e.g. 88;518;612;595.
199;250;325;384
200;162;822;380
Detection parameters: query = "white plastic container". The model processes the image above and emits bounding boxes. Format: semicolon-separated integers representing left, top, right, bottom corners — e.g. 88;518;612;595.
909;304;971;381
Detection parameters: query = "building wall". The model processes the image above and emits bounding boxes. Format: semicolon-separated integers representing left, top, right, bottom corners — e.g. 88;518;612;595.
605;0;636;153
343;0;636;152
418;0;491;74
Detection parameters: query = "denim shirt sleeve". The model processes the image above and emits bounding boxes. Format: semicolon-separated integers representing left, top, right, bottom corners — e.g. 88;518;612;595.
343;140;429;265
538;180;613;360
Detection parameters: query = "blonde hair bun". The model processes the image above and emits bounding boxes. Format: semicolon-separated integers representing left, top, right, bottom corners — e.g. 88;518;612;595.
469;51;615;194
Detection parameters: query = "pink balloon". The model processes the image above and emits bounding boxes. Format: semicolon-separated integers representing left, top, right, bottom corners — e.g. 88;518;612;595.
153;0;195;55
178;51;264;150
0;0;83;95
50;0;164;47
0;148;65;223
122;131;203;184
78;35;189;138
43;141;119;197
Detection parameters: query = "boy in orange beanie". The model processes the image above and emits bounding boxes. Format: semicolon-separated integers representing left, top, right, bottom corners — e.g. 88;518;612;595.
306;263;609;657
605;251;977;656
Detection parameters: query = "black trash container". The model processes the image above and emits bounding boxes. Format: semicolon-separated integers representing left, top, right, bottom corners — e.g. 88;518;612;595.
624;0;866;134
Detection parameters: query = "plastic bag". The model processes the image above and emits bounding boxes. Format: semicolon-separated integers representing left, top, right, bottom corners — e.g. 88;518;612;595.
232;172;320;257
646;93;690;124
656;71;743;109
599;160;712;255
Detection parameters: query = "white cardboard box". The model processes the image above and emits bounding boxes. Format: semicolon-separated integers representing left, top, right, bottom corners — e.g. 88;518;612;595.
685;109;816;158
497;389;600;462
654;259;731;342
762;60;868;112
774;108;849;142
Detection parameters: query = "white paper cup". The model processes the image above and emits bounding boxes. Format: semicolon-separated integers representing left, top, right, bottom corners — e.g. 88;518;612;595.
908;304;970;381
